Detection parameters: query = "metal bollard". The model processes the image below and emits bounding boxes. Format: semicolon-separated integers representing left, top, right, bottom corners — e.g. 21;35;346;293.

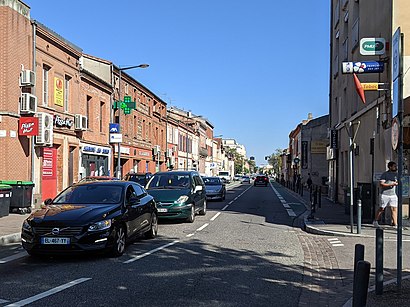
353;260;371;307
354;244;365;281
357;199;362;234
376;228;384;295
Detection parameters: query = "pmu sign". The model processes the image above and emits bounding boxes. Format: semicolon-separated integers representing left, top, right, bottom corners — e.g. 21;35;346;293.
342;61;384;74
360;38;386;55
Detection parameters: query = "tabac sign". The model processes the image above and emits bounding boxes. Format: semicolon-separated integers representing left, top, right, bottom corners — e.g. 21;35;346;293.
360;38;386;56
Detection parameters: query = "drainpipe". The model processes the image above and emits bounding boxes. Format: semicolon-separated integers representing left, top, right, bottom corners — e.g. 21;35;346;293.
31;20;36;206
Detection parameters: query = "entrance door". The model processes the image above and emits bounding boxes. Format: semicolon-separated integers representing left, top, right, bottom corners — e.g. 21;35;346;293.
42;147;57;201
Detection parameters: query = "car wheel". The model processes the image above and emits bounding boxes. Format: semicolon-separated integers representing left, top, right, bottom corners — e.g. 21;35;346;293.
110;226;126;257
145;213;158;239
199;199;207;215
186;205;195;223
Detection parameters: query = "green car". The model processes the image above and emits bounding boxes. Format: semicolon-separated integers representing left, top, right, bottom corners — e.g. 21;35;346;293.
146;171;207;223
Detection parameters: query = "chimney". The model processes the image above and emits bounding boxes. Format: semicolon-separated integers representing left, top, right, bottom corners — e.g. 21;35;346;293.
308;113;313;120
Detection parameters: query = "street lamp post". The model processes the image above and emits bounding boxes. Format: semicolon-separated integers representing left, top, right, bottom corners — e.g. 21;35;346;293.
116;64;149;179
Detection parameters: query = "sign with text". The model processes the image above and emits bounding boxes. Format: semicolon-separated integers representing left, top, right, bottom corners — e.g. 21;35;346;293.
301;141;308;169
362;83;379;91
109;133;123;143
54;77;64;107
342;61;384;74
330;129;338;149
360;38;385;56
18;117;39;136
311;141;327;154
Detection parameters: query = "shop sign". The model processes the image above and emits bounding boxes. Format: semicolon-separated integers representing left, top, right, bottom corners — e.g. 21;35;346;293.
138;151;150;157
311;141;327;154
342;61;384;74
330;129;338;149
54;77;64;107
42;147;57;179
54;115;73;128
82;145;110;155
301;141;308;169
19;117;39;136
360;38;385;56
110;133;122;143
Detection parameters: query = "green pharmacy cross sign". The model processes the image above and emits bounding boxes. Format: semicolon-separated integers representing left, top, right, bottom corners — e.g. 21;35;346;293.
113;96;136;114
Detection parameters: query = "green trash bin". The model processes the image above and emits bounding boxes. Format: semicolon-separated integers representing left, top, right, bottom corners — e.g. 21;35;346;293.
0;184;12;217
0;181;34;214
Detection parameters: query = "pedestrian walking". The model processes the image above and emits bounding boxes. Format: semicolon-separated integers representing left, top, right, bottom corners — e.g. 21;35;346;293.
307;173;313;190
373;161;398;228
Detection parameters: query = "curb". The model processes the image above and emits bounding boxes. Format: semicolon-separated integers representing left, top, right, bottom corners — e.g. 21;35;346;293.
0;232;21;246
303;219;374;238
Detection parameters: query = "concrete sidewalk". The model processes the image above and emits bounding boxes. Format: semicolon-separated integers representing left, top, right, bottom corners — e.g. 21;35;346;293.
0;213;27;246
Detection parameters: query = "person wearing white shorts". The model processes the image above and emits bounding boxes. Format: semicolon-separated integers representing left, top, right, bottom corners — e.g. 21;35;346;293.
373;161;398;228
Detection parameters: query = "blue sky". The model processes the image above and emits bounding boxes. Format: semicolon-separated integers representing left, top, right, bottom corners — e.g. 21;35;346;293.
29;1;330;166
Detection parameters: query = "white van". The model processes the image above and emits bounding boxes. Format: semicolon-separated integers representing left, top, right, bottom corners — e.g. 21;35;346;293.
218;171;231;183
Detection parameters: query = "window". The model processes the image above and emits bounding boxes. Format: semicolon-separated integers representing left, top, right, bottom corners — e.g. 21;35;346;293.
132;184;145;197
334;0;340;27
99;101;105;133
342;37;349;61
42;65;50;105
125;83;129;95
351;18;359;50
64;75;71;112
87;95;92;129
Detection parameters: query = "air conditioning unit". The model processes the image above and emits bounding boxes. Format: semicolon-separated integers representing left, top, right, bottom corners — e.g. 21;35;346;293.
19;70;36;87
153;145;161;156
74;114;88;131
19;93;37;114
35;112;53;146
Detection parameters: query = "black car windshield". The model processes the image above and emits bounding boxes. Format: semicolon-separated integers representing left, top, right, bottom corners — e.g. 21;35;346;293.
53;184;124;205
147;174;190;189
203;177;221;186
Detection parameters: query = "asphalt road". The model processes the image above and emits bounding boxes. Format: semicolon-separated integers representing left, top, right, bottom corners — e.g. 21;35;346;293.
0;181;322;307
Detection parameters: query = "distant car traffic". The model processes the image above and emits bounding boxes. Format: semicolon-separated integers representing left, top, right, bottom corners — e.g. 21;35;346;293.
254;175;269;187
241;175;251;184
123;172;152;187
203;176;226;201
146;171;206;223
233;174;242;181
21;181;158;257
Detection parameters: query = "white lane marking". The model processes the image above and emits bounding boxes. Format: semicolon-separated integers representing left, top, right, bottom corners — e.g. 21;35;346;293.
0;251;27;264
5;278;91;307
228;201;234;205
222;205;229;211
286;209;296;217
186;233;195;237
332;244;344;247
328;238;340;241
0;299;10;304
210;212;221;221
124;240;179;264
283;204;290;208
327;238;344;247
196;223;209;232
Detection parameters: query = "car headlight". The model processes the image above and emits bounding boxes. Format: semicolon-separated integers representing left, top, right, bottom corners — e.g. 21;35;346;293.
174;195;189;205
88;219;112;232
22;220;32;232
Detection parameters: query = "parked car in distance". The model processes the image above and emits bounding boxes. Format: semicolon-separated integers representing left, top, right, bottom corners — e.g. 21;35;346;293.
233;174;242;181
241;175;251;184
218;170;231;183
203;176;226;201
21;181;158;257
123;172;152;187
254;175;269;187
146;171;206;223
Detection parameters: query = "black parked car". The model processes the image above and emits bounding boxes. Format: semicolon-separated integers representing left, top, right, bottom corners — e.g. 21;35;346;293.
203;176;226;201
21;181;158;257
123;172;152;187
254;175;269;187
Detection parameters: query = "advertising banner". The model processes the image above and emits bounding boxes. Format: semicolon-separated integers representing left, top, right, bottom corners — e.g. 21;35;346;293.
18;117;39;136
301;141;308;169
54;77;64;106
342;61;384;74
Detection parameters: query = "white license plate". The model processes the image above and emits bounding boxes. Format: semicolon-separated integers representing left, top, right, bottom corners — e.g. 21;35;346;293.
157;208;168;213
41;237;71;245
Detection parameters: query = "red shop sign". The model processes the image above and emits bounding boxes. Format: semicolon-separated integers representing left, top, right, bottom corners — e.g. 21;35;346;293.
19;117;39;136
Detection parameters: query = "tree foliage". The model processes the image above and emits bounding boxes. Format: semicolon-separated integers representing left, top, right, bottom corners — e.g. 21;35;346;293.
267;148;283;175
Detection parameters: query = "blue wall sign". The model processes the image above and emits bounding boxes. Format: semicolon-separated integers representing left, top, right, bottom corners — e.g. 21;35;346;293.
342;61;384;74
109;123;120;133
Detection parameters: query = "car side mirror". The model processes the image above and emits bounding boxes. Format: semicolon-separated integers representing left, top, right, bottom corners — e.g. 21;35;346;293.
194;185;203;193
128;195;140;206
44;198;53;206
